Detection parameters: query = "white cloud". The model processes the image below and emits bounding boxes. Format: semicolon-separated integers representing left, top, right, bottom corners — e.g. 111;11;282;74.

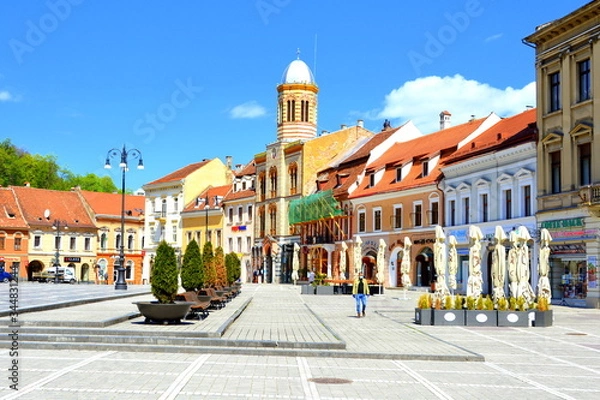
229;101;266;119
375;74;535;133
0;91;13;102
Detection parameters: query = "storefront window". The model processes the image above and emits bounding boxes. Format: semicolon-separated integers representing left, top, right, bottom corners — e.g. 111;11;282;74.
552;258;587;300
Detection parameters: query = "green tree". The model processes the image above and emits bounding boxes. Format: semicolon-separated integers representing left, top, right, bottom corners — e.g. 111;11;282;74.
202;241;216;287
151;241;179;304
225;252;241;285
214;246;227;287
181;239;203;291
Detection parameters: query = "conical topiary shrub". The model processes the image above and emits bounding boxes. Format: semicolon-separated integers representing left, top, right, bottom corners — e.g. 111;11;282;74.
225;252;241;285
214;246;227;287
203;241;216;287
151;241;179;304
181;239;203;291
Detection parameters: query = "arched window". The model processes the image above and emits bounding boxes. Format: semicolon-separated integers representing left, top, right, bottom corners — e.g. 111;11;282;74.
161;199;167;217
269;204;277;236
100;233;107;250
127;234;134;251
258;206;266;237
115;233;122;250
259;172;266;201
269;167;278;198
288;163;298;195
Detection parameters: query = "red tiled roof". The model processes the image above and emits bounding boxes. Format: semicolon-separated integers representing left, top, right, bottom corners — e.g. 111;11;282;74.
0;188;28;229
10;186;96;228
145;160;211;185
183;184;232;212
234;160;256;177
350;116;492;199
79;190;145;217
223;188;255;202
445;108;537;164
340;126;401;165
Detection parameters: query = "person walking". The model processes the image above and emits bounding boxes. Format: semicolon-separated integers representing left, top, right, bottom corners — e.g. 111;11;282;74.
352;272;370;318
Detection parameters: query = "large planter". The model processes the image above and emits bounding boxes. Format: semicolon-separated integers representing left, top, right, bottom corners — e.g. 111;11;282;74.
465;310;497;326
497;310;531;327
301;285;315;295
533;310;553;327
315;285;334;295
433;309;464;326
414;308;433;325
134;301;193;324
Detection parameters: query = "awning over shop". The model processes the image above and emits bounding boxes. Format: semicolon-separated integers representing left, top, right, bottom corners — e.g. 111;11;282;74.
289;190;343;224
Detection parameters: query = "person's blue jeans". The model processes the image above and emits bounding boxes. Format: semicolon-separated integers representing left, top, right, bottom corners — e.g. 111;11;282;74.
354;293;367;314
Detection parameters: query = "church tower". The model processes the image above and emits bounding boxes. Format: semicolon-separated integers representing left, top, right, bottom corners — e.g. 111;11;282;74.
276;55;318;142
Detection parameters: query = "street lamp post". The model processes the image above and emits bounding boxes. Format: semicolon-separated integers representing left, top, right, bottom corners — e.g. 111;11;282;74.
52;219;68;284
105;145;144;290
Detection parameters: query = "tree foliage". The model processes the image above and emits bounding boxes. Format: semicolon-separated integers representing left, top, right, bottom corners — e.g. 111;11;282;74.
181;239;203;291
151;241;179;304
202;241;216;287
214;246;227;287
0;139;118;192
225;252;241;285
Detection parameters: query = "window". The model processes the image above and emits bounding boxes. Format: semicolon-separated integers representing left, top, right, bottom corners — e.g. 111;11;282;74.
422;161;429;177
481;194;489;222
84;237;91;251
523;185;532;217
70;237;76;251
125;261;133;280
172;225;177;243
34;235;41;248
247;237;252;253
237;237;242;253
238;206;243;222
430;201;439;225
55;236;62;251
206;230;212;244
0;237;4;250
289;163;298;195
578;58;591;102
247;205;253;222
14;237;21;251
161;199;167;218
579;143;591;186
115;233;121;250
395;168;402;182
414;203;422;227
259;207;266;237
269;206;277;235
393;206;402;229
174;197;178;212
259;173;266;201
369;173;375;187
549;71;561;112
216;230;222;247
100;233;107;250
550;151;561;194
269;167;278;198
128;234;134;251
228;207;233;224
300;100;309;122
463;197;470;224
449;200;456;226
228;238;233;253
504;189;512;219
373;208;382;231
358;210;366;233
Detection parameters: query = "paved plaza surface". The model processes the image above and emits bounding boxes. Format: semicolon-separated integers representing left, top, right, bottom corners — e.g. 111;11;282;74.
0;283;599;399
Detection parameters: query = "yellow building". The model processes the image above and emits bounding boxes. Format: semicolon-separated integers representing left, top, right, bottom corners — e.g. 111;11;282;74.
253;55;373;283
142;158;232;282
524;1;600;308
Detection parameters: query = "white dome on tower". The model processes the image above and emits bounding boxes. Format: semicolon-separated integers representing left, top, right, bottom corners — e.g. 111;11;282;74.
281;59;315;84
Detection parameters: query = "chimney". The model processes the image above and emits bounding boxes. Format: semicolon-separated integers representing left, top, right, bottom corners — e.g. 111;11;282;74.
226;155;232;169
357;119;364;128
439;111;451;130
340;124;347;130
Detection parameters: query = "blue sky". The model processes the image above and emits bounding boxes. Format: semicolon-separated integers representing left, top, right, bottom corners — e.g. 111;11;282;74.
0;0;588;191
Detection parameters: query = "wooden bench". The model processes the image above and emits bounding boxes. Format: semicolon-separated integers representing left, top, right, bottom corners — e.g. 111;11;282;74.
175;291;211;319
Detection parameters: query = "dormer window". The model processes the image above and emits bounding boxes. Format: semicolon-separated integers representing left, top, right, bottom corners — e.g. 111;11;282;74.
395;168;402;182
369;173;375;187
422;161;429;177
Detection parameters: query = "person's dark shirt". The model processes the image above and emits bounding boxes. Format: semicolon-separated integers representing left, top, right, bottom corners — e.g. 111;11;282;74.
357;279;365;294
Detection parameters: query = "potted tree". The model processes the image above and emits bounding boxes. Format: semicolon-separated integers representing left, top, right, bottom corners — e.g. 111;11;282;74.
533;297;553;327
415;293;433;325
134;241;193;324
180;239;203;292
465;295;497;326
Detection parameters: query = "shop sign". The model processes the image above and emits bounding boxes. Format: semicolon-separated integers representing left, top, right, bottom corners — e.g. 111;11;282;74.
64;257;81;263
413;238;435;245
541;218;584;230
549;244;585;254
551;229;599;241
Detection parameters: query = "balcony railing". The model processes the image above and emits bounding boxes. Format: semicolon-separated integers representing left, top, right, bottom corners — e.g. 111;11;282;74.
579;184;600;205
